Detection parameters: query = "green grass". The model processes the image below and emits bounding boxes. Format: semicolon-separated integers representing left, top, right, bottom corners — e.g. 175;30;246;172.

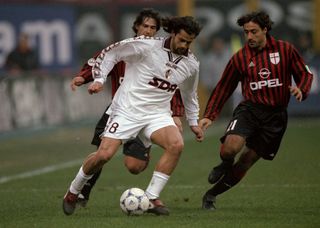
0;118;320;227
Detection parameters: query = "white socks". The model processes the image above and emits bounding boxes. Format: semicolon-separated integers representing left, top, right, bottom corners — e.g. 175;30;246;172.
69;166;93;195
145;171;170;199
69;168;170;199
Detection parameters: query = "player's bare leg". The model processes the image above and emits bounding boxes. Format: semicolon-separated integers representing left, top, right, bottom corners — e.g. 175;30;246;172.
63;137;121;215
123;139;151;174
202;146;260;210
124;156;149;174
145;126;184;215
208;135;245;184
77;151;101;207
79;138;150;205
82;137;121;174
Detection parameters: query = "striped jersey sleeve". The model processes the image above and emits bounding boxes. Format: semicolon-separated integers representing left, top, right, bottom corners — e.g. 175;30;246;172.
171;89;185;117
289;45;313;100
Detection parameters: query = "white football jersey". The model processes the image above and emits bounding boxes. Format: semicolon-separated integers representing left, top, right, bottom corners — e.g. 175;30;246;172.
92;35;200;126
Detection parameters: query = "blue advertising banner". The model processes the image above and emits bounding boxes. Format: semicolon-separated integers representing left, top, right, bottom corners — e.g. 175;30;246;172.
0;5;75;71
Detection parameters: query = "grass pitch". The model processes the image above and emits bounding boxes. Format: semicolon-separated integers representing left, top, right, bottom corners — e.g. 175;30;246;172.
0;118;320;227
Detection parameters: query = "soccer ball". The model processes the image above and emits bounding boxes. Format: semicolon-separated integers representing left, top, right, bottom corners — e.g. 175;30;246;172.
120;187;150;215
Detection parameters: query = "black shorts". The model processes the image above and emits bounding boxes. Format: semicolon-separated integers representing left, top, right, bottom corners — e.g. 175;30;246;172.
91;106;150;161
220;101;288;160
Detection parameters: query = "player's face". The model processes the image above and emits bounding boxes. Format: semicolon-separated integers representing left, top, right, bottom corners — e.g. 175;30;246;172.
170;29;196;55
136;17;158;37
243;21;267;50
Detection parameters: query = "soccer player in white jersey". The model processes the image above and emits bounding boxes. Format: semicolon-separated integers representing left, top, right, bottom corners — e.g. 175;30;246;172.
63;16;203;216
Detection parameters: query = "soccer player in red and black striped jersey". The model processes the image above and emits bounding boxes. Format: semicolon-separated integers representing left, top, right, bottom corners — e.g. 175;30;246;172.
201;11;313;210
69;9;185;213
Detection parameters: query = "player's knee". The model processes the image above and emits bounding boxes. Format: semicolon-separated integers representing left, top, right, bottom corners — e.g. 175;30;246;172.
96;149;113;164
221;144;239;158
168;139;184;155
124;158;148;175
222;136;244;158
126;164;144;175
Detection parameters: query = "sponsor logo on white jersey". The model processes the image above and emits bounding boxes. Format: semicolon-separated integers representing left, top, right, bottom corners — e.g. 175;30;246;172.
148;77;177;92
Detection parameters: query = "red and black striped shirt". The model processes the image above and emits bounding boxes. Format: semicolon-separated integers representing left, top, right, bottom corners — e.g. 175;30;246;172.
75;52;185;117
204;35;313;121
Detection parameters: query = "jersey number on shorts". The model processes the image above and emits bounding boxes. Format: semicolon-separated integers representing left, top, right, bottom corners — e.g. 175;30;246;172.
226;119;237;132
108;122;119;133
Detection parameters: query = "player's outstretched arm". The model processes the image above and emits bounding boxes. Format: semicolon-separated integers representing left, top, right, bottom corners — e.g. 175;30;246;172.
199;118;213;131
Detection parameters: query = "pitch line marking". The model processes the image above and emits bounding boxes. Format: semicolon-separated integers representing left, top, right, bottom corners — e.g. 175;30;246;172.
0;159;84;184
0;126;222;184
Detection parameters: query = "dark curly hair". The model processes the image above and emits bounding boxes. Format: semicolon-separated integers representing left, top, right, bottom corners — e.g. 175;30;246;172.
132;8;161;34
237;11;274;33
162;16;202;37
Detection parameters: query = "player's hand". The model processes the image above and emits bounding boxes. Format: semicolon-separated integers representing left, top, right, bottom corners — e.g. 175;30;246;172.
88;81;103;94
173;116;183;133
289;86;302;102
190;125;204;142
70;77;85;91
199;118;213;131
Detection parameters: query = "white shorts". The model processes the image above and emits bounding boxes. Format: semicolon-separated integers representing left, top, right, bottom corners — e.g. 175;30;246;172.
101;113;176;147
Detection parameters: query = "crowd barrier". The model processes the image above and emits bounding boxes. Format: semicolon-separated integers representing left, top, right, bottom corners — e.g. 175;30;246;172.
0;74;110;133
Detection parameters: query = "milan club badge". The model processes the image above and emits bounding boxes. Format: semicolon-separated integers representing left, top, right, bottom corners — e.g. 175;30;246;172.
269;52;280;65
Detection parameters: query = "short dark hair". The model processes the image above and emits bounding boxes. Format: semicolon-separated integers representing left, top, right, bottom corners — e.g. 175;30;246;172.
132;8;161;34
237;11;274;32
162;16;202;37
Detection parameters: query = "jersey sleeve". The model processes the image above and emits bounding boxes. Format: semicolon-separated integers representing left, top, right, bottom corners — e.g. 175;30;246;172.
179;65;200;126
170;89;185;117
92;36;152;84
290;45;313;100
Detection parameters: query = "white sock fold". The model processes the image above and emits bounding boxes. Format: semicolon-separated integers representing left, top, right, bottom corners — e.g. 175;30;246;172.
69;166;93;195
145;171;170;200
